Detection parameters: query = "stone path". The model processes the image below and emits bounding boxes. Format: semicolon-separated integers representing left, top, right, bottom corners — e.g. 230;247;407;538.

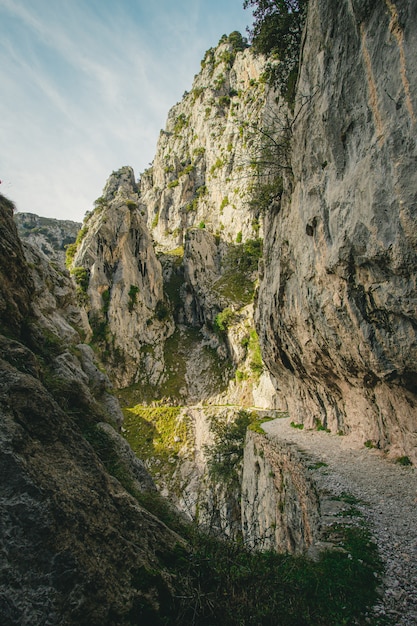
262;417;417;626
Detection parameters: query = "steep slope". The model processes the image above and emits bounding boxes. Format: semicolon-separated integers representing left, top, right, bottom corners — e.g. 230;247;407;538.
0;195;186;624
70;35;280;409
257;0;417;462
140;33;273;248
71;166;173;388
15;212;81;267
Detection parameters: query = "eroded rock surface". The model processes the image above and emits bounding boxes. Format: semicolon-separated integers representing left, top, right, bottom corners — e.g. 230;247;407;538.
257;0;417;461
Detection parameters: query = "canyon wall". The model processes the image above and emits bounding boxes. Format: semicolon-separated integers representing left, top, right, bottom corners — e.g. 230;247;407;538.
0;195;185;624
257;0;417;462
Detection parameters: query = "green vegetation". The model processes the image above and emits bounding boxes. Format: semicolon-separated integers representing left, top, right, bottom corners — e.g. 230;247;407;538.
220;196;229;212
89;311;109;344
228;238;263;272
165;517;383;625
128;285;139;312
396;455;412;466
155;300;169;321
70;266;89;293
218;95;231;107
151;212;159;228
178;164;195;177
249;176;283;213
315;419;331;433
236;231;242;243
248;328;263;378
210;157;225;176
123;405;186;482
101;287;110;313
213;307;236;334
65;224;89;267
167;179;179;189
205;410;253;487
212;238;263;306
244;0;308;105
290;421;304;429
173;113;189;135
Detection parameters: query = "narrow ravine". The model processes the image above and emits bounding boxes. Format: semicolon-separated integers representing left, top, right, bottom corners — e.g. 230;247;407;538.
262;417;417;626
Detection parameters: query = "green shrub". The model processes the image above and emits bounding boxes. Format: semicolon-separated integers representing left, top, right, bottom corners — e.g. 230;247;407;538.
102;287;110;313
70;266;89;293
210;157;224;176
155;300;169;321
236;231;242;243
151;212;159;228
214;307;235;333
218;95;231;107
173;113;188;135
248;329;263;377
396;455;412;466
220;196;229;211
205;410;252;487
128;285;139;312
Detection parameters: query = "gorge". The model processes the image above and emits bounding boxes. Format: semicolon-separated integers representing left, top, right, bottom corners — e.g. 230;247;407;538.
1;0;416;624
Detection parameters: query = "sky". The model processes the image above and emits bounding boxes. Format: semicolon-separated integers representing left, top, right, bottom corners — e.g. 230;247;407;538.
0;0;251;222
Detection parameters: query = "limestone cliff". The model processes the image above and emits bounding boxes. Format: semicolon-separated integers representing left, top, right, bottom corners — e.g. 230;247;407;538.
71;166;173;388
70;36;279;410
15;211;81;267
257;0;417;462
140;34;272;248
0;195;187;624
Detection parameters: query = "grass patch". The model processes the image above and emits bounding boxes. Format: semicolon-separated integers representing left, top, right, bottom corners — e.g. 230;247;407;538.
395;455;412;466
212;270;256;305
123;405;186;481
168;520;383;625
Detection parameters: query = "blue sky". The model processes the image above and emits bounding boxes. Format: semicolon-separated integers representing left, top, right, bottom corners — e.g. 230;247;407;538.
0;0;251;222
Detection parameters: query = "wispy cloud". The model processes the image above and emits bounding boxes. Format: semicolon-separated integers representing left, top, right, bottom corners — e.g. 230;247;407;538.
0;0;249;221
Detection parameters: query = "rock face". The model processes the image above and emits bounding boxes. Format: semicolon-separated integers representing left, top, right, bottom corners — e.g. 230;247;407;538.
15;211;81;266
72;166;173;388
257;0;417;462
242;431;320;553
0;195;187;624
71;37;280;409
140;34;272;249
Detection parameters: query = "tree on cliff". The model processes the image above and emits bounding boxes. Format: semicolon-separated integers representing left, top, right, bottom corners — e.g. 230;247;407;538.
244;0;308;104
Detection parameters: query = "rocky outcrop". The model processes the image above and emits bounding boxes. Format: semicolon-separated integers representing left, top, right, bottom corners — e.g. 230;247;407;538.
140;34;272;249
242;430;320;553
0;195;188;624
15;211;81;267
257;0;417;462
70;38;279;410
72;166;173;388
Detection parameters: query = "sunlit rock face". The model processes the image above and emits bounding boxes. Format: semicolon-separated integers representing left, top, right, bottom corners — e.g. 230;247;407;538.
257;0;417;462
15;212;81;267
72;166;173;388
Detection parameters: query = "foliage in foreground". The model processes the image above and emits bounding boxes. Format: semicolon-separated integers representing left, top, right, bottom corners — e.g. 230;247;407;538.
167;522;383;626
85;417;383;625
129;487;384;625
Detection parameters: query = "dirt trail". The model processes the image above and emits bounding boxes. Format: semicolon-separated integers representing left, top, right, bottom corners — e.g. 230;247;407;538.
262;417;417;626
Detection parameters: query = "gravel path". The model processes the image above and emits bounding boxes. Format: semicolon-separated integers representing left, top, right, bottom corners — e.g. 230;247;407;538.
262;417;417;626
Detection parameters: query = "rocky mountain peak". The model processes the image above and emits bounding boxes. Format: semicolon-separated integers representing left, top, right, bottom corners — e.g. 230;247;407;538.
101;165;138;204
